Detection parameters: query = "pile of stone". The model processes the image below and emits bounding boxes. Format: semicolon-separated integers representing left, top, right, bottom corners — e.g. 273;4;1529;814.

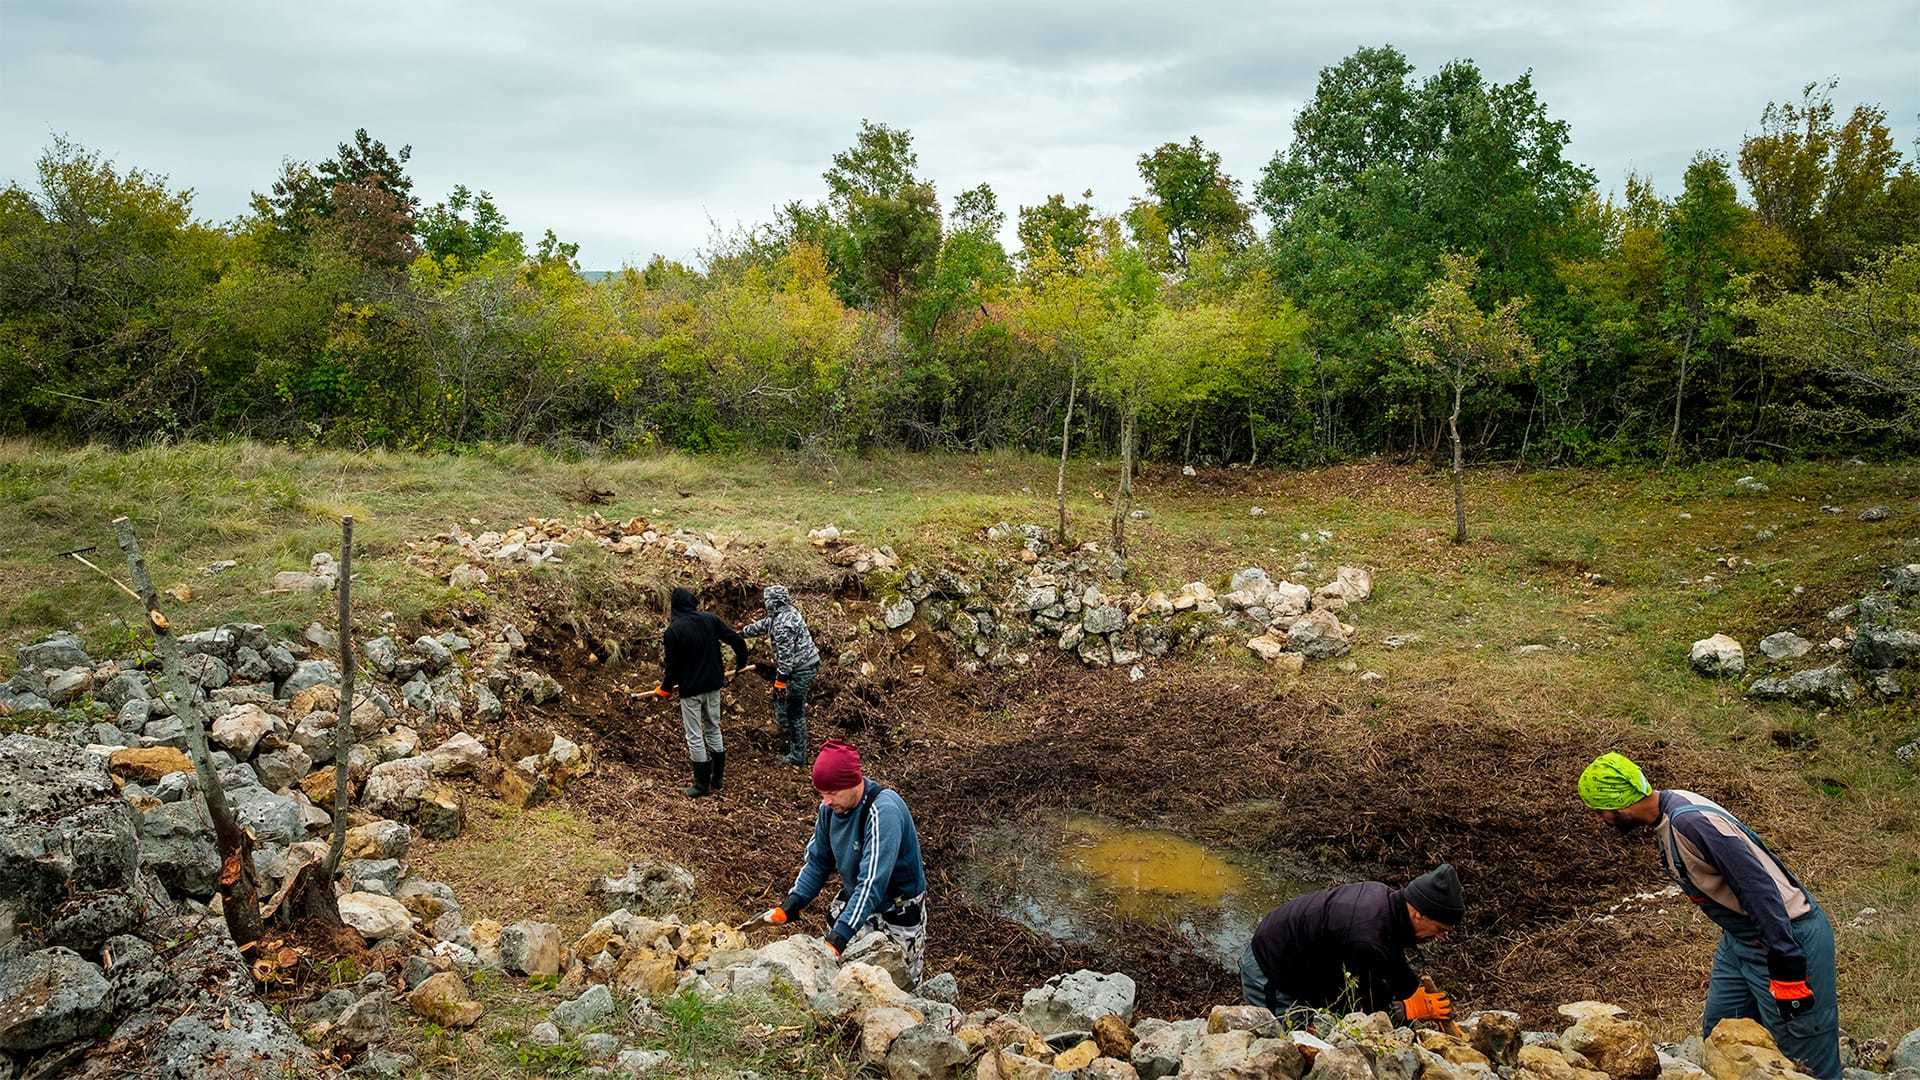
438;511;751;574
811;523;904;574
877;523;1370;674
1687;563;1919;710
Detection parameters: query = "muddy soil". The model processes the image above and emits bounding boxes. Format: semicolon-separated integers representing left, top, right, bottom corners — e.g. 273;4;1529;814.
447;575;1782;1027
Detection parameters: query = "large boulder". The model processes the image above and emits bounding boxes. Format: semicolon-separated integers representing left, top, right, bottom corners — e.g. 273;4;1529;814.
109;746;195;784
424;732;488;777
210;704;277;758
0;946;111;1051
1691;635;1746;677
363;756;464;839
17;632;92;672
339;892;415;941
501;920;563;977
227;785;305;847
0;735;141;941
1018;969;1136;1037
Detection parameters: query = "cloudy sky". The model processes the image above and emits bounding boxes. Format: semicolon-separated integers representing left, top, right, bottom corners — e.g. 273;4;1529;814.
4;1;1915;269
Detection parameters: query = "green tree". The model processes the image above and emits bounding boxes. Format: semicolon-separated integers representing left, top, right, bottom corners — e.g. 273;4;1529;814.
817;120;942;312
417;185;521;268
1130;136;1251;269
1738;82;1920;280
1399;253;1539;543
1658;154;1745;461
1742;243;1920;440
1016;191;1097;271
255;128;419;269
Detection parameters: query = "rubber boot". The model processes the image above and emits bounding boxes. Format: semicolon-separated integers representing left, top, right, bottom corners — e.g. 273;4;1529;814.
709;750;726;791
782;717;808;767
684;759;711;798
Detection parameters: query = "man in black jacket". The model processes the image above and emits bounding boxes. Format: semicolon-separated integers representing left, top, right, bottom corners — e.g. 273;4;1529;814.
654;587;749;797
1239;864;1464;1024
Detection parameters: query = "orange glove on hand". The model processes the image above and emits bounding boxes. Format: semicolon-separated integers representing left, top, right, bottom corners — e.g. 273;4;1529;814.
763;907;788;925
1403;986;1453;1022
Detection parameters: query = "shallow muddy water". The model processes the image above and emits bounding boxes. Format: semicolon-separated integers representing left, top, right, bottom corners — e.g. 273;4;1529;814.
960;814;1340;967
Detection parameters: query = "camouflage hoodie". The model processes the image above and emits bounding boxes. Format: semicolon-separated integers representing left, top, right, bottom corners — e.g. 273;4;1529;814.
741;586;821;676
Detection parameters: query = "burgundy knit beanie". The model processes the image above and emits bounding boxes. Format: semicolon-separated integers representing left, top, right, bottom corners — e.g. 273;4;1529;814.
812;739;863;792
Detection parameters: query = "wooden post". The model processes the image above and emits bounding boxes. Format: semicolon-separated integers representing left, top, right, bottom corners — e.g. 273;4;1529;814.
111;516;265;948
325;515;354;876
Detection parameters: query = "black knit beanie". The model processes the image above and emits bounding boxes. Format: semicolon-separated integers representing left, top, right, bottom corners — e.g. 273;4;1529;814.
1403;863;1465;924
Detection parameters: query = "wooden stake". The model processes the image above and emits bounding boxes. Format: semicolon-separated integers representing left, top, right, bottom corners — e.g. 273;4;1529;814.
325;516;354;877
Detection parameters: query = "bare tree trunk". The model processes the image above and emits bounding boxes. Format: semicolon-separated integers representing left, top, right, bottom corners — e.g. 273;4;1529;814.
1110;408;1135;558
1056;359;1078;546
1667;328;1694;465
112;517;265;948
1450;380;1466;545
325;516;354;876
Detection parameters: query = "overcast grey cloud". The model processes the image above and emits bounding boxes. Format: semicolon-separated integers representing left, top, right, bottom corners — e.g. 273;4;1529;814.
3;1;1914;269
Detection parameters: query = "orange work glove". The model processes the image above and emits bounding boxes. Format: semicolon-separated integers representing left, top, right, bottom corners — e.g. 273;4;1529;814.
1770;979;1814;1021
763;907;788;925
1403;986;1453;1022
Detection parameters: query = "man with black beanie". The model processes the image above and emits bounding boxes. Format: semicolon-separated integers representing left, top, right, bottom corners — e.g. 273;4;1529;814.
653;587;749;797
1240;864;1465;1023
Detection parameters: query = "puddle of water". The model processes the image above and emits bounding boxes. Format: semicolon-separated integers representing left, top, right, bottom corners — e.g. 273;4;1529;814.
961;813;1336;968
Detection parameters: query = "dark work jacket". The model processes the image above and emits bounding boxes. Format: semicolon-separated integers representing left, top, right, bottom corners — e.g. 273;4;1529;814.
661;602;749;697
1249;881;1421;1012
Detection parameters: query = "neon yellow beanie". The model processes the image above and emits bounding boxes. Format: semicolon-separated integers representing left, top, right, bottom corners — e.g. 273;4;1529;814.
1579;752;1652;810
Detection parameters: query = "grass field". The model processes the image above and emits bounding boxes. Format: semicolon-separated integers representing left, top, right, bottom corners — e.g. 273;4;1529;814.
4;439;1917;1049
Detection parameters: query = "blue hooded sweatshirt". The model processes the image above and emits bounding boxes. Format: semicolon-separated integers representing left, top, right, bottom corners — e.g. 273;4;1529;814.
783;779;926;951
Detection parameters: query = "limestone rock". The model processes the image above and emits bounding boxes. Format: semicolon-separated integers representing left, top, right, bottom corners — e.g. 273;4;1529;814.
1758;632;1814;661
502;920;563;977
110;745;195;783
551;984;614;1033
0;946;110;1051
1691;634;1746;677
2;736;141;935
338;892;414;941
137;798;220;898
1564;1013;1660;1080
887;1020;972;1080
1747;665;1858;706
210;703;276;758
1704;1018;1817;1080
883;597;916;630
1095;1012;1138;1058
1468;1010;1525;1068
1020;969;1136;1036
1285;609;1352;659
343;818;411;860
1131;1017;1204;1080
861;1005;926;1066
425;732;488;777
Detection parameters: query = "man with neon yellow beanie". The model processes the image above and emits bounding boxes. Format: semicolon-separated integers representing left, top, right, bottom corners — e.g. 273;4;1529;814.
1578;753;1838;1079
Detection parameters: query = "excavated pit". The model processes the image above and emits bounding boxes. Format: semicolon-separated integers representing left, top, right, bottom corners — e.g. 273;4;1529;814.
450;570;1770;1026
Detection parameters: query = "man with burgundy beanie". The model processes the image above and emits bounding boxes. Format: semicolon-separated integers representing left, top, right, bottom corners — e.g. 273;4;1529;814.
762;739;929;986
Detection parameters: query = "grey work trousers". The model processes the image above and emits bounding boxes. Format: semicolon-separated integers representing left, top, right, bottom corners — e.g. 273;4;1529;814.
680;690;724;762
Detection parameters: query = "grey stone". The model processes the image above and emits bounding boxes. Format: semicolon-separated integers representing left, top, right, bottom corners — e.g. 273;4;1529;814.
1854;625;1920;669
182;653;230;690
530;1021;561;1045
882;597;916;630
1019;969;1136;1036
0;735;140;935
362;636;400;675
551;984;615;1033
918;971;959;1004
227;785;304;847
886;1021;970;1080
0;946;110;1051
345;859;403;895
230;646;271;683
109;917;315;1079
17;632;91;672
412;635;453;674
1083;605;1126;635
579;1031;620;1060
177;627;237;662
264;643;298;679
138;798;220;898
116;699;152;731
616;1048;673;1075
331;989;391;1047
1892;1029;1920;1073
44;668;93;706
251;745;312;792
1286;609;1352;659
1869;670;1905;699
1748;664;1860;706
1758;632;1814;661
276;659;339;700
1133;1018;1206;1080
97;671;151;710
593;861;696;914
1859;506;1891;521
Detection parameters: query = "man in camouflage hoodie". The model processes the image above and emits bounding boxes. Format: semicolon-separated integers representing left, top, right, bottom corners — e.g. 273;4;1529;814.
741;585;822;766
